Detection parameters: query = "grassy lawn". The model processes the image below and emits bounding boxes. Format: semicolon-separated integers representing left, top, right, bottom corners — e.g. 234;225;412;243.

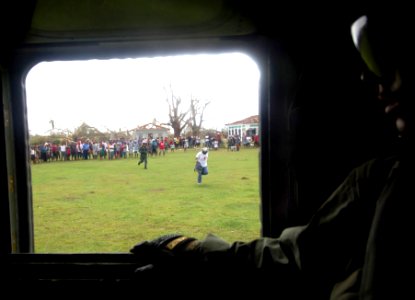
32;147;261;253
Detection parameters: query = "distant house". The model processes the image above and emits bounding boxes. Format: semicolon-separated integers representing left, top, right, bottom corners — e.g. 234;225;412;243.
225;115;259;138
133;122;171;140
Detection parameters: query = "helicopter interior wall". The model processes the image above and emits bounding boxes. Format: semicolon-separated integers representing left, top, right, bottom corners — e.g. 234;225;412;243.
0;0;391;289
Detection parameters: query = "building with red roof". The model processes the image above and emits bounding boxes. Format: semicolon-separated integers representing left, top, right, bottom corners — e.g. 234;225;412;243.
225;115;259;138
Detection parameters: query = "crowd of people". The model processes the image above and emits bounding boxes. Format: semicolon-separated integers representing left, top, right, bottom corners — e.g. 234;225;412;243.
29;133;255;164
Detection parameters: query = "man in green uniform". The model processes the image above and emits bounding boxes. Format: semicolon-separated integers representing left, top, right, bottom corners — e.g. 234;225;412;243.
137;140;148;169
130;10;414;299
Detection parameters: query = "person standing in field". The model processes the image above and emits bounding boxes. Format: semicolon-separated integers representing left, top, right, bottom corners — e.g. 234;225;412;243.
195;147;208;184
158;139;166;156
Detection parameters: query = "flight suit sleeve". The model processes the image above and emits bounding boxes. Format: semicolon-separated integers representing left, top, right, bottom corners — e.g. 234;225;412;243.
196;158;387;294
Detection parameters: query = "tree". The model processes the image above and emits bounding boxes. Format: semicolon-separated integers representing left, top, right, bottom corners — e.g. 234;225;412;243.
166;86;189;137
189;97;210;137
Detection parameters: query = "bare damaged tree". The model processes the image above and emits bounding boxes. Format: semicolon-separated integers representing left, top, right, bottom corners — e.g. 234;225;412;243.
189;97;210;137
166;86;189;137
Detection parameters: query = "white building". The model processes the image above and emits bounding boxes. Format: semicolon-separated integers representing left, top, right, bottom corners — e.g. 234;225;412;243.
225;115;259;138
133;122;171;140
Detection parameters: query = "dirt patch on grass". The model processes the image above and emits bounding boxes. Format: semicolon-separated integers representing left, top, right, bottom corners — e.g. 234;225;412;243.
147;188;166;192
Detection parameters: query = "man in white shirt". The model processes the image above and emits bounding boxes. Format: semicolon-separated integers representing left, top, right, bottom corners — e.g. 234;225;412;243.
195;147;209;184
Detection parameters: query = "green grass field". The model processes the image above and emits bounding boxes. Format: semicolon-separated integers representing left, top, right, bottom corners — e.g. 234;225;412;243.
32;148;261;253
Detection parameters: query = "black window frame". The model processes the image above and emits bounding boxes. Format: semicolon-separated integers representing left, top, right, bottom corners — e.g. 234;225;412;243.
0;32;297;283
0;1;378;293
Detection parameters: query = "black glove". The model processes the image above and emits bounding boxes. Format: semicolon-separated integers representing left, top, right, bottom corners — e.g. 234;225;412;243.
130;234;200;273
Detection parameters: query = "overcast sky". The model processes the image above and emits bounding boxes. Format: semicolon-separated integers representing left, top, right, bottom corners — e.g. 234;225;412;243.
25;52;260;136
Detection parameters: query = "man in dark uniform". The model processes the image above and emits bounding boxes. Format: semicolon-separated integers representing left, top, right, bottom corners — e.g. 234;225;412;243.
130;10;414;299
137;140;148;169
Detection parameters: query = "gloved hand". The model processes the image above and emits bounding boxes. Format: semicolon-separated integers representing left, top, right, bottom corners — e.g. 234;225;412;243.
130;234;201;273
